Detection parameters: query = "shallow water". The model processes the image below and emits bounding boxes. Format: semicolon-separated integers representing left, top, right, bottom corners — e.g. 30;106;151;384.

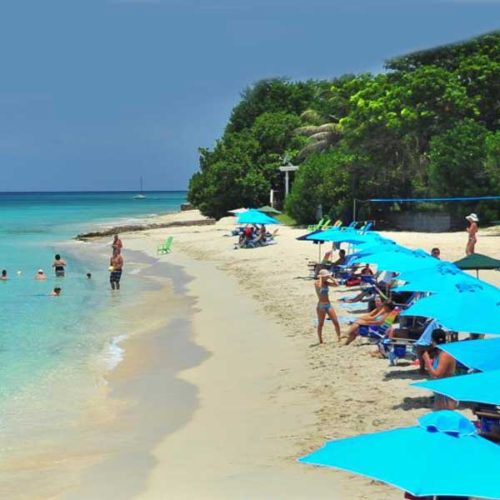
0;192;185;468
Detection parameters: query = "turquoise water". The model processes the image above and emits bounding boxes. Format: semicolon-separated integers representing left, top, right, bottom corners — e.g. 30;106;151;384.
0;192;185;435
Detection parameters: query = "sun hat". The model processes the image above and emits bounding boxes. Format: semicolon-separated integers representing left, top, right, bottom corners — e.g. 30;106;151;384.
318;269;332;277
465;213;479;222
38;269;44;273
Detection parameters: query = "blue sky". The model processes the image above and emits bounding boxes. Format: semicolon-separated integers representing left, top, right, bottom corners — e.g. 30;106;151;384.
0;0;498;191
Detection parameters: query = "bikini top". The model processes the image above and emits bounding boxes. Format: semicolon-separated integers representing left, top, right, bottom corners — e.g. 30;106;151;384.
319;286;329;296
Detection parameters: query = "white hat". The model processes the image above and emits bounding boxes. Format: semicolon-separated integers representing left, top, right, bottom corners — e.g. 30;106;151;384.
318;269;332;277
466;213;479;222
38;269;44;273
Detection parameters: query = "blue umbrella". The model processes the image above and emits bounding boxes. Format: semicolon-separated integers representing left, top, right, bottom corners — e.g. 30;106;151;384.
299;410;500;499
439;338;500;372
402;283;500;334
394;262;490;293
413;370;500;406
350;247;438;273
237;209;279;225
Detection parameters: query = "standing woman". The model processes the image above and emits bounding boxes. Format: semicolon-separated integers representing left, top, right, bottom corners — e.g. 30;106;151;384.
465;213;478;255
52;254;66;277
315;269;341;344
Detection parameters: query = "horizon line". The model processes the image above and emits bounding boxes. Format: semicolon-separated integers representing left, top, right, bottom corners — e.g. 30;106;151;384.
0;190;188;194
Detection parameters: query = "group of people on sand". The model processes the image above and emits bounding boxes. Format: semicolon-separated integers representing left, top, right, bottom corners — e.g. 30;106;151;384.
311;212;484;412
235;224;275;249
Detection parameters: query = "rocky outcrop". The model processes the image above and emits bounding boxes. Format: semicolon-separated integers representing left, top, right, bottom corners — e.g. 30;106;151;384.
76;219;215;241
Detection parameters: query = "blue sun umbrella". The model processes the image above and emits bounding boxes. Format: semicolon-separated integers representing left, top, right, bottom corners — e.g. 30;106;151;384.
299;410;500;499
401;283;500;334
394;262;490;293
237;209;279;225
413;370;500;406
350;247;438;273
439;338;500;372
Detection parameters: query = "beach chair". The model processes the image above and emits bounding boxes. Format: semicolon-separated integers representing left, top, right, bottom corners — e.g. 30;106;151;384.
157;236;173;254
318;217;331;230
307;217;327;232
359;307;400;342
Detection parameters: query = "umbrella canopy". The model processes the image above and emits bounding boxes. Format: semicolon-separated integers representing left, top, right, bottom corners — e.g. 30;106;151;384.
454;253;500;271
237;209;279;225
299;410;500;499
413;370;500;406
305;228;383;245
401;283;500;334
350;247;438;273
296;229;326;242
258;205;282;215
394;262;487;293
228;207;248;214
439;338;500;372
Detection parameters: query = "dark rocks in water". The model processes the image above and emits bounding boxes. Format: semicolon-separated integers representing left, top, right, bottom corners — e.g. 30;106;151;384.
180;203;194;211
75;219;215;241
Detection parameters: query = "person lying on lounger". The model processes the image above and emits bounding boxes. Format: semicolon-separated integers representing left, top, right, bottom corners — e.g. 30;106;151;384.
344;301;395;345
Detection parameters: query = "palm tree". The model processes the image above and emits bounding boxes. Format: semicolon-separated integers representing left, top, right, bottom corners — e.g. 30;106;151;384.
294;110;342;162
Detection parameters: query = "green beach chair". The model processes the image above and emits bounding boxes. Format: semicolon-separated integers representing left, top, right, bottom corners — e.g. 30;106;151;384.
157;236;173;254
307;216;327;232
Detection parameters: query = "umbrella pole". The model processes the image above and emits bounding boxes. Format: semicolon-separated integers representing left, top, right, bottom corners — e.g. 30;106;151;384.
476;269;479;278
318;243;322;262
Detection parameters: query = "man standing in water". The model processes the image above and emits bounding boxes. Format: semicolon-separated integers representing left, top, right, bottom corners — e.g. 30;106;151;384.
109;249;124;290
465;213;478;255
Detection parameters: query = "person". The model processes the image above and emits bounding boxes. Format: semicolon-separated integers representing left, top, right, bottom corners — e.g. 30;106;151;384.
414;319;441;374
0;269;8;280
359;263;373;276
86;272;92;279
314;269;341;344
344;301;395;345
332;249;347;267
49;287;62;296
109;249;124;290
314;249;334;277
465;213;478;255
52;254;66;277
112;234;123;253
422;329;457;409
35;269;47;280
430;247;441;259
257;224;267;244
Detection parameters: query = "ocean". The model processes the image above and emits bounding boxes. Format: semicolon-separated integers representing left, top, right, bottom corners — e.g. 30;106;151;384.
0;192;186;468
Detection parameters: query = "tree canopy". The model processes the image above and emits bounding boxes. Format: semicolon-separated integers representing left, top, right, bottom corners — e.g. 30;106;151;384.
188;32;500;223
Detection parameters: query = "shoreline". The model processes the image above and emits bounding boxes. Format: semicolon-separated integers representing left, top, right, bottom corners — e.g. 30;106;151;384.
7;208;497;499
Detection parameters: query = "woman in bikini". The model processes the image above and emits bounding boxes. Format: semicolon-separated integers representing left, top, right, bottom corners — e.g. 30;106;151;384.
315;269;341;344
465;213;478;255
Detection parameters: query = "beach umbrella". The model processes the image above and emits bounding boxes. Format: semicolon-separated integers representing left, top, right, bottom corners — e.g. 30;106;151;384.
454;253;500;278
299;410;500;499
393;261;484;293
237;209;279;225
350;247;438;273
439;338;500;372
305;228;380;245
401;283;500;335
228;207;248;214
413;370;500;406
258;205;282;215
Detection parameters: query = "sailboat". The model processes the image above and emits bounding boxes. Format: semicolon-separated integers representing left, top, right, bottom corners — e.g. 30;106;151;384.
133;177;146;199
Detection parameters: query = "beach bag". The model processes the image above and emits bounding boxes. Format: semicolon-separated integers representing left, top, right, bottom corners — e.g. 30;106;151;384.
345;277;361;287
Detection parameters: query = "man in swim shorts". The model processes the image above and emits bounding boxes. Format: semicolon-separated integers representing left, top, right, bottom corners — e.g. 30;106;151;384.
109;249;124;290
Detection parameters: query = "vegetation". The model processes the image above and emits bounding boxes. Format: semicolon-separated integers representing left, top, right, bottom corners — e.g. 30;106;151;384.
188;32;500;223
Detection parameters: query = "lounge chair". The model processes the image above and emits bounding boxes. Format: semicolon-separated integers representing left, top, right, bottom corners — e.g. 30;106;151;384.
157;236;173;254
358;307;400;341
307;217;327;232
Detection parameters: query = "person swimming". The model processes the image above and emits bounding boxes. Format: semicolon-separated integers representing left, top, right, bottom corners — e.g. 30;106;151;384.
314;269;341;344
1;269;7;280
49;287;62;296
35;269;47;280
52;254;66;277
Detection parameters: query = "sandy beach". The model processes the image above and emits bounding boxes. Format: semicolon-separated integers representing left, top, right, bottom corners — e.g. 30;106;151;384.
66;210;499;499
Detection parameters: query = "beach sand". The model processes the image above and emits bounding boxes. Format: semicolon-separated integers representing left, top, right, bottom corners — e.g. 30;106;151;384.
67;211;499;499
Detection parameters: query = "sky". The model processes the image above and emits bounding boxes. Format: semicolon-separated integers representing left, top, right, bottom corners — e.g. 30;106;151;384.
0;0;498;191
